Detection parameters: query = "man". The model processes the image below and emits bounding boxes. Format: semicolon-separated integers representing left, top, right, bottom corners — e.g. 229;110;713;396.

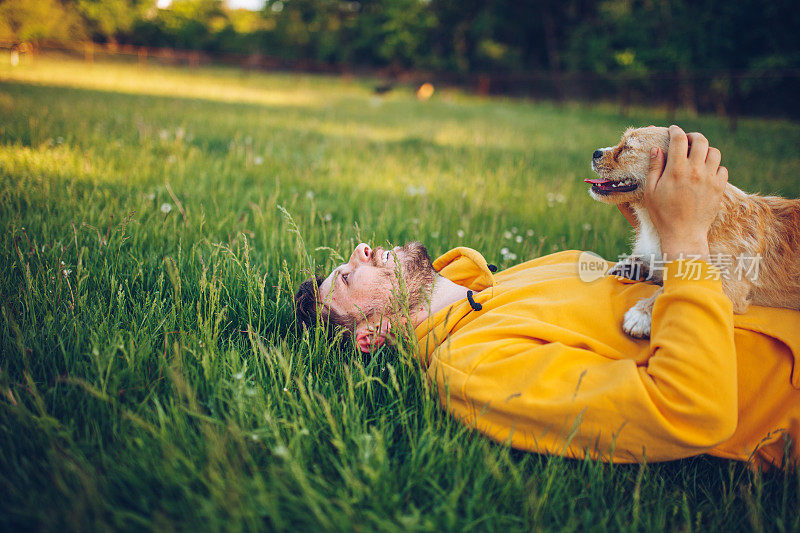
295;126;800;469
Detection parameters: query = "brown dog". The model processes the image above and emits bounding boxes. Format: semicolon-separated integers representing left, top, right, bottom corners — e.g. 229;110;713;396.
587;126;800;338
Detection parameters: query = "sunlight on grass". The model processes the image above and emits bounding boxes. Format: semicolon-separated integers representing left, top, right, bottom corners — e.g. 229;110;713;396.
0;52;355;108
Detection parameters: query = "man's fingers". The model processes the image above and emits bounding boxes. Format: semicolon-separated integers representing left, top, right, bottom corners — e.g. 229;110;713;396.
645;146;666;196
716;165;729;189
667;125;689;163
686;132;709;165
706;146;722;172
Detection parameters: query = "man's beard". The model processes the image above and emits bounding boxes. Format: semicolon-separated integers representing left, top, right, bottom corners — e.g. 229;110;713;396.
379;241;436;312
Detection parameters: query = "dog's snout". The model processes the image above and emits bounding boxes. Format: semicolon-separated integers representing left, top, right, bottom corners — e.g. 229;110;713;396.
592;150;604;160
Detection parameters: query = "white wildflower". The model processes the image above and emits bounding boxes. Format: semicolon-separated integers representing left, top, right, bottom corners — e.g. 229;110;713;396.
251;434;259;441
158;129;169;140
583;223;592;231
546;192;565;207
511;226;518;234
324;213;332;222
166;155;177;164
526;229;534;237
406;185;427;197
273;444;289;458
283;387;289;392
305;190;314;200
160;203;172;214
175;127;185;140
146;193;155;201
503;231;512;239
253;156;264;165
234;371;244;380
62;268;71;277
501;247;517;262
456;229;465;238
515;235;523;243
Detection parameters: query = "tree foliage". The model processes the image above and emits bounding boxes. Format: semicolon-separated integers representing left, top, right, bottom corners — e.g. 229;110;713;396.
1;0;798;75
0;0;86;43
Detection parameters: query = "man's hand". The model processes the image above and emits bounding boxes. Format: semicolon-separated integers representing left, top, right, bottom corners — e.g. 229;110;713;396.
644;125;728;261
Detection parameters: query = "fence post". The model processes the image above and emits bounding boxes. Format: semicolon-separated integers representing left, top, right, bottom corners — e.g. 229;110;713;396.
84;41;93;63
477;75;491;96
679;69;697;117
666;73;678;123
619;77;630;117
729;73;741;132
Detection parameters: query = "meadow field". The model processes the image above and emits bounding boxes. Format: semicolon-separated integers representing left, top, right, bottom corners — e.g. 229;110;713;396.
2;54;800;531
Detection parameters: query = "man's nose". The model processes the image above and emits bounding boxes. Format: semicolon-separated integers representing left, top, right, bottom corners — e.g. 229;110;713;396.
351;243;372;264
593;149;604;160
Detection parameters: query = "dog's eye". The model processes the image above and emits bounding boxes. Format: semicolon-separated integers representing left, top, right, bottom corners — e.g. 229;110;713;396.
342;273;349;285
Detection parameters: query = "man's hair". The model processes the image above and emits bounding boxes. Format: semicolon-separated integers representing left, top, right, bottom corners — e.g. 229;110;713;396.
294;276;352;333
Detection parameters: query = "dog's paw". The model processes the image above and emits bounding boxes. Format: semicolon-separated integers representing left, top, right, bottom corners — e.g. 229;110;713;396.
608;256;649;281
623;305;652;339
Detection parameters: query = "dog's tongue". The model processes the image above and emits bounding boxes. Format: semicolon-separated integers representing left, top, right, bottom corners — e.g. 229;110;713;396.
585;178;612;185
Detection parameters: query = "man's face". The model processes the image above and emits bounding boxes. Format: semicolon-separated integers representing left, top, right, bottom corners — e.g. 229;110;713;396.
317;241;435;325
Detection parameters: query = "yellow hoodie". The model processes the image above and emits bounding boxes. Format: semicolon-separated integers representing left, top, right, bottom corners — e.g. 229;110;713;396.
415;248;800;468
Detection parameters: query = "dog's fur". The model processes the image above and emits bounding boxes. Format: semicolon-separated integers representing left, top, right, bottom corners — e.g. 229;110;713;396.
589;126;800;338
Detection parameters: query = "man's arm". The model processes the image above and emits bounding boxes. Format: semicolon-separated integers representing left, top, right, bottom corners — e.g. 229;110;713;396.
433;127;738;462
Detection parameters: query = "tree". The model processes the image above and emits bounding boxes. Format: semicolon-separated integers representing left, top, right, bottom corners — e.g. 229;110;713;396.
0;0;86;43
75;0;156;43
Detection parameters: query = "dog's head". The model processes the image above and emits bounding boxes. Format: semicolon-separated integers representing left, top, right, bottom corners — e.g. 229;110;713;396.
587;126;669;205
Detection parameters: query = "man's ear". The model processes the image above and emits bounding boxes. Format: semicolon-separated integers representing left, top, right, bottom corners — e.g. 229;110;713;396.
354;316;406;353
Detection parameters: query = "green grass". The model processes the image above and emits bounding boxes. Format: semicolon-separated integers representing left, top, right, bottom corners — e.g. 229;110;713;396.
1;53;800;531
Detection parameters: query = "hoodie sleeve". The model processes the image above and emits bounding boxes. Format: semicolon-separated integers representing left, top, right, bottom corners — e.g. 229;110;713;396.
637;259;738;448
430;259;738;463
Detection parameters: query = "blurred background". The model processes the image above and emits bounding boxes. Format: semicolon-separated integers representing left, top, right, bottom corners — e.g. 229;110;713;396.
1;0;798;121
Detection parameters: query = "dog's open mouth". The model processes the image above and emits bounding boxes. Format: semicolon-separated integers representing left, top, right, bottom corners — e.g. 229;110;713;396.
584;178;638;194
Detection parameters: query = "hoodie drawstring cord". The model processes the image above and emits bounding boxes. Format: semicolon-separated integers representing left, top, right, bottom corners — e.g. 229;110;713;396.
467;290;482;311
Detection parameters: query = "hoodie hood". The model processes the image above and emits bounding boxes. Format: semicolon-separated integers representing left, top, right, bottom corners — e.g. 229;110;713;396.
433;247;496;291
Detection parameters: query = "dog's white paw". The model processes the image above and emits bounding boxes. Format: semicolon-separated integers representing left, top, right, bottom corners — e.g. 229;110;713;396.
623;305;652;339
608;256;649;281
